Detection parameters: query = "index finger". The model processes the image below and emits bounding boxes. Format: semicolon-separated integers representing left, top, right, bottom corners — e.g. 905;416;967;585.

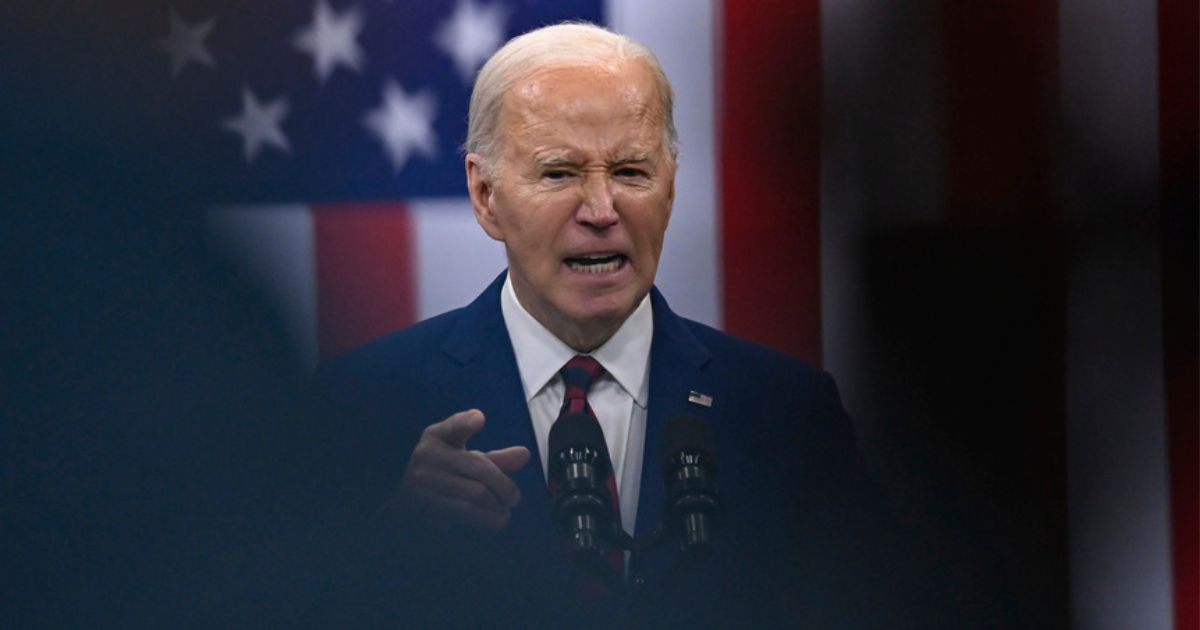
459;450;523;510
424;409;485;448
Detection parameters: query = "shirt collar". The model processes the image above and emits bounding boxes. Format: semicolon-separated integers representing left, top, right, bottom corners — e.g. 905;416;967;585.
500;272;653;408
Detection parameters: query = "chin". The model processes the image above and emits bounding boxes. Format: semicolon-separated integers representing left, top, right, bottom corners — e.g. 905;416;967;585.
566;289;643;326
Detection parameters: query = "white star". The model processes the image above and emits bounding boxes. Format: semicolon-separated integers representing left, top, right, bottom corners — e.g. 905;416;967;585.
222;88;290;164
293;1;366;84
434;0;507;83
157;9;216;78
362;79;438;173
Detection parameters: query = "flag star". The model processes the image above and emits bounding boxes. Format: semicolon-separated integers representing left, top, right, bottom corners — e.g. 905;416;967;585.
157;9;216;78
363;79;438;173
293;1;366;84
222;88;290;164
434;0;508;83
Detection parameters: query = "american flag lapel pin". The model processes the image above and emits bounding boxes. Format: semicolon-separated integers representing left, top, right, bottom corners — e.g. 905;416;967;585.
687;391;714;407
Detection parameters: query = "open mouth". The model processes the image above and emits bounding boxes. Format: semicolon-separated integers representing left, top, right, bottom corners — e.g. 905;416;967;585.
563;252;627;274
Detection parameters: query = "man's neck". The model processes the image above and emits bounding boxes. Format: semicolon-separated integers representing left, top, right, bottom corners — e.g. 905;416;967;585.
509;280;633;353
553;321;623;353
500;272;654;409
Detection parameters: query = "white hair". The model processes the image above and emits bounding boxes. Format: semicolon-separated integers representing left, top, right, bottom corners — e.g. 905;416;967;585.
464;21;677;177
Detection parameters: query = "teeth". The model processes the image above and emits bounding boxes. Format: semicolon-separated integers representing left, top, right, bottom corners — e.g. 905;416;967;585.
578;253;615;260
567;258;622;274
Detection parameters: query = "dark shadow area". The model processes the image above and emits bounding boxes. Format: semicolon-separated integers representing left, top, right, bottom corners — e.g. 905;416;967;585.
860;226;1068;629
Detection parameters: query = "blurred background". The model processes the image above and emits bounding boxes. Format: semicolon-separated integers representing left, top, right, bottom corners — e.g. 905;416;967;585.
3;0;1195;627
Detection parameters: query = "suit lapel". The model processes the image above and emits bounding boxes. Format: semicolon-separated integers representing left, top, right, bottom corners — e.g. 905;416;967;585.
636;288;722;547
440;273;557;547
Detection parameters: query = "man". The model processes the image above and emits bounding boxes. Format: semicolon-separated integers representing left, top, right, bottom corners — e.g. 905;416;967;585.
312;22;883;627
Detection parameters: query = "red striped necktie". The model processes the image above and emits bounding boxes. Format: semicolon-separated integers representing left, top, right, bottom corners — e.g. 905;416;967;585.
558;355;625;581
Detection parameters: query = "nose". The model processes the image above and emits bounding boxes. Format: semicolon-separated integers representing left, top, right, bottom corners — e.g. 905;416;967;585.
576;175;618;229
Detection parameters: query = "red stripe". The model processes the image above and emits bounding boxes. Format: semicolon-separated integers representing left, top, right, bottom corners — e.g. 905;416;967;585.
1159;0;1199;627
719;0;822;363
313;202;416;360
942;2;1059;227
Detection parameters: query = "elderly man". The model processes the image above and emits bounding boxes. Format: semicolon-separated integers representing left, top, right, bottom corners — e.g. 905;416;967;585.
313;22;880;627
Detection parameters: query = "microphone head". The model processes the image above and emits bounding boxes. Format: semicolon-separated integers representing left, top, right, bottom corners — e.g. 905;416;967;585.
548;412;610;479
547;411;618;567
661;415;723;555
661;414;715;467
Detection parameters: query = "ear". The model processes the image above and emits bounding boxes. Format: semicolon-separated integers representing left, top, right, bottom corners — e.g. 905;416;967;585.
664;163;676;222
466;154;505;242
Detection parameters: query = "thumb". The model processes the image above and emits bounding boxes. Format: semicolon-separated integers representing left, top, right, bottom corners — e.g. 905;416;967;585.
427;409;485;448
484;446;531;474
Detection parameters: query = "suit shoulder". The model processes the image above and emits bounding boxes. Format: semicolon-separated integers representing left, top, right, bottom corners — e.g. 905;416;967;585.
680;317;823;381
313;307;464;385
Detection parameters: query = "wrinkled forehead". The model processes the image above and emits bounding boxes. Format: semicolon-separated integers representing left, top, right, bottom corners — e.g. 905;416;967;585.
498;61;668;144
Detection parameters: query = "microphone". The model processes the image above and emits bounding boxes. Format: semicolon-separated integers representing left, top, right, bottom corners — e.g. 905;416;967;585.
548;412;620;572
661;415;723;559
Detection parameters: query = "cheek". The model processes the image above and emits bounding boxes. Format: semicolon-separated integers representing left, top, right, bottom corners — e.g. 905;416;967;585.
504;210;567;268
496;193;549;239
525;198;581;244
624;197;671;250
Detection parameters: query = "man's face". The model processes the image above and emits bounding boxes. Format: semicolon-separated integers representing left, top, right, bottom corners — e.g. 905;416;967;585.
467;60;675;349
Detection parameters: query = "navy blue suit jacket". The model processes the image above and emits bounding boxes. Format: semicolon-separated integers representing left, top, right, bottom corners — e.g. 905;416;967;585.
311;273;880;626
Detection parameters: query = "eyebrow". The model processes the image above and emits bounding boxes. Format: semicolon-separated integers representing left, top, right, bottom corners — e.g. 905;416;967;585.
612;153;653;166
535;155;578;169
534;152;654;168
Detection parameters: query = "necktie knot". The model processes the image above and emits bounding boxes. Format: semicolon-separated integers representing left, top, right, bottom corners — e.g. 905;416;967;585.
559;352;604;398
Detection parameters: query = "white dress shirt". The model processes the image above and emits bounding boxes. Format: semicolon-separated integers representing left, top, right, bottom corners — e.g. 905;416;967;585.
499;274;652;537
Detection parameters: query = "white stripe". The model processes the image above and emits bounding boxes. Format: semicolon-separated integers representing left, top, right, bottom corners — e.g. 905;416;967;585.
1059;0;1174;628
608;0;720;329
410;198;508;320
206;205;319;371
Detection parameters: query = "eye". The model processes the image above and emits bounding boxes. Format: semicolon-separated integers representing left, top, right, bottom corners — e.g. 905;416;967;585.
543;169;570;181
615;167;646;178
